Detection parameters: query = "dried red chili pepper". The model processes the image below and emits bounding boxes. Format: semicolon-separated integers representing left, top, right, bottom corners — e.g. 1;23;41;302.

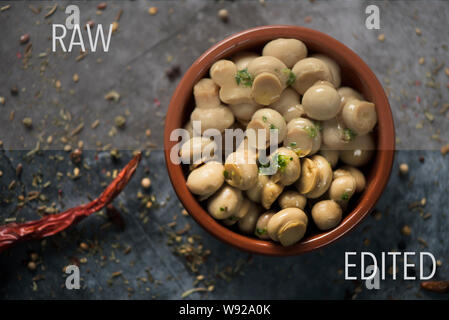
421;281;449;294
0;152;142;253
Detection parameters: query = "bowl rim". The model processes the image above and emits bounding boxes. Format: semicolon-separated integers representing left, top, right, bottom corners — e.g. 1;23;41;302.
163;25;395;256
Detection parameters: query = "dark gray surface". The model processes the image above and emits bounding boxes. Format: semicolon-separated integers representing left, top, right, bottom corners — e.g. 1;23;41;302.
0;0;448;300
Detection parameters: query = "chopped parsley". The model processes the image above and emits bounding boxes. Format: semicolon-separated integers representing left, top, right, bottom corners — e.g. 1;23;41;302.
314;121;323;131
262;115;268;122
343;128;357;141
255;228;267;236
304;125;318;138
220;207;228;212
290;142;297;147
269;124;277;130
275;153;291;172
282;68;296;86
341;192;350;201
223;170;230;179
235;68;253;87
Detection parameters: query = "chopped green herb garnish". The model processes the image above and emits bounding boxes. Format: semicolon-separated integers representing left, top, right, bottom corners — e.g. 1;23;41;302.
290;142;297;147
269;124;277;130
304;125;318;138
341;192;350;201
255;228;267;236
235;68;253;87
275;153;291;172
314;121;323;131
220;207;228;212
282;68;296;86
262;116;268;122
343;128;357;141
228;215;239;221
223;170;230;179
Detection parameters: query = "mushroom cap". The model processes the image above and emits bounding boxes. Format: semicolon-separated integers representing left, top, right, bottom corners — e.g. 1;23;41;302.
312;54;341;88
261;180;284;209
270;147;301;186
278;190;307;210
339;133;375;167
262;38;308;68
180;137;217;165
193;78;221;109
207;185;243;220
321;118;351;149
238;202;262;234
283;104;306;123
329;175;357;205
311;200;342;230
337;87;364;109
233;51;259;70
223;198;252;226
305;155;333;199
255;211;275;239
224;150;259;190
267;208;308;246
291;57;332;95
186;161;225;197
341;99;377;135
247;108;287;148
251;72;284;105
341;165;366;193
246;173;270;203
319;149;339;168
229;102;262;122
270;88;301;115
302;83;341;120
191;106;235;133
283;117;318;157
295;157;319;194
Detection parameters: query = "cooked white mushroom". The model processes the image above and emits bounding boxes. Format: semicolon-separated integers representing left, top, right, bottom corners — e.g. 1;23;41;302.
284;117;321;157
341;165;366;193
267;208;308;246
278;190;307;210
238;202;261;234
180;137;217;168
233;51;259;70
304;155;333;199
223;198;252;226
302;82;341;121
254;211;275;239
312;54;341;88
328;175;357;206
207;185;243;220
311;200;342;230
319;149;339;168
337;87;364;109
224;143;258;190
246;173;270;203
270;147;301;186
261;179;284;210
262;38;308;68
339;133;375;167
186;161;225;199
341;99;377;135
291;57;332;95
247;108;287;149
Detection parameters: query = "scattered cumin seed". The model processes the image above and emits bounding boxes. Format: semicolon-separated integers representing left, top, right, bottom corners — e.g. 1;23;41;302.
441;144;449;155
401;225;412;236
1;4;11;12
181;287;208;299
44;4;57;18
399;163;409;175
415;27;422;36
378;34;385;42
148;6;158;15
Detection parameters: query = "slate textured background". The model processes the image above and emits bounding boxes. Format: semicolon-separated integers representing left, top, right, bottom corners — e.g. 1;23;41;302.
0;0;448;300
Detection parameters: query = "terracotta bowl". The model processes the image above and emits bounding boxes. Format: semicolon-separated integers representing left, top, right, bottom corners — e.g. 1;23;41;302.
164;25;395;256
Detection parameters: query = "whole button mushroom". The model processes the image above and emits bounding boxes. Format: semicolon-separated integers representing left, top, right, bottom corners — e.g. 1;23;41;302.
341;99;378;135
247;108;287;149
180;137;217;168
262;38;308;68
319;149;339;168
186;161;225;199
284;117;321;157
238;202;262;234
270;147;301;186
191;79;235;133
254;211;275;239
270;88;300;115
312;54;341;88
229;102;262;123
339;133;375;167
333;168;352;180
296;158;319;194
328;175;357;206
207;185;243;220
283;104;306;123
337;87;364;109
233;51;260;70
246;173;270;203
322;118;352;149
223;198;251;226
261;180;284;210
291;57;333;95
247;56;289;105
305;155;333;199
224;144;258;190
278;190;307;210
341;165;366;193
267;208;308;246
210;60;253;105
311;200;342;230
302;83;341;121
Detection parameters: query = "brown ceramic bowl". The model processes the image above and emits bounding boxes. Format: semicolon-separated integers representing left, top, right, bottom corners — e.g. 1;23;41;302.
164;25;395;256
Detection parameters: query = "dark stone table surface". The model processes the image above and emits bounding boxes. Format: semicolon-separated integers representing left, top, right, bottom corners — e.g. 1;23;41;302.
0;0;448;300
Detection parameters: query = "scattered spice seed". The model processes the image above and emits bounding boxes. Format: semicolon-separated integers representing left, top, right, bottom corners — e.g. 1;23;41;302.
421;281;449;294
445;67;449;77
418;57;425;65
105;90;120;101
85;20;94;30
141;177;151;189
218;9;229;22
91;119;100;129
415;27;422;36
20;34;30;44
64;144;72;152
181;287;208;299
55;80;61;89
166;65;181;81
304;16;312;23
378;34;385;42
399;163;409;175
148;6;158;15
44;4;57;18
30;253;39;262
97;2;107;10
73;73;79;83
0;4;11;12
16;163;23;177
145;129;151;137
79;242;89;251
10;85;19;96
22;117;33;128
0;96;4;105
70;148;83;164
111;21;119;33
27;261;37;271
115;115;126;128
441;144;449;156
401;225;412;236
